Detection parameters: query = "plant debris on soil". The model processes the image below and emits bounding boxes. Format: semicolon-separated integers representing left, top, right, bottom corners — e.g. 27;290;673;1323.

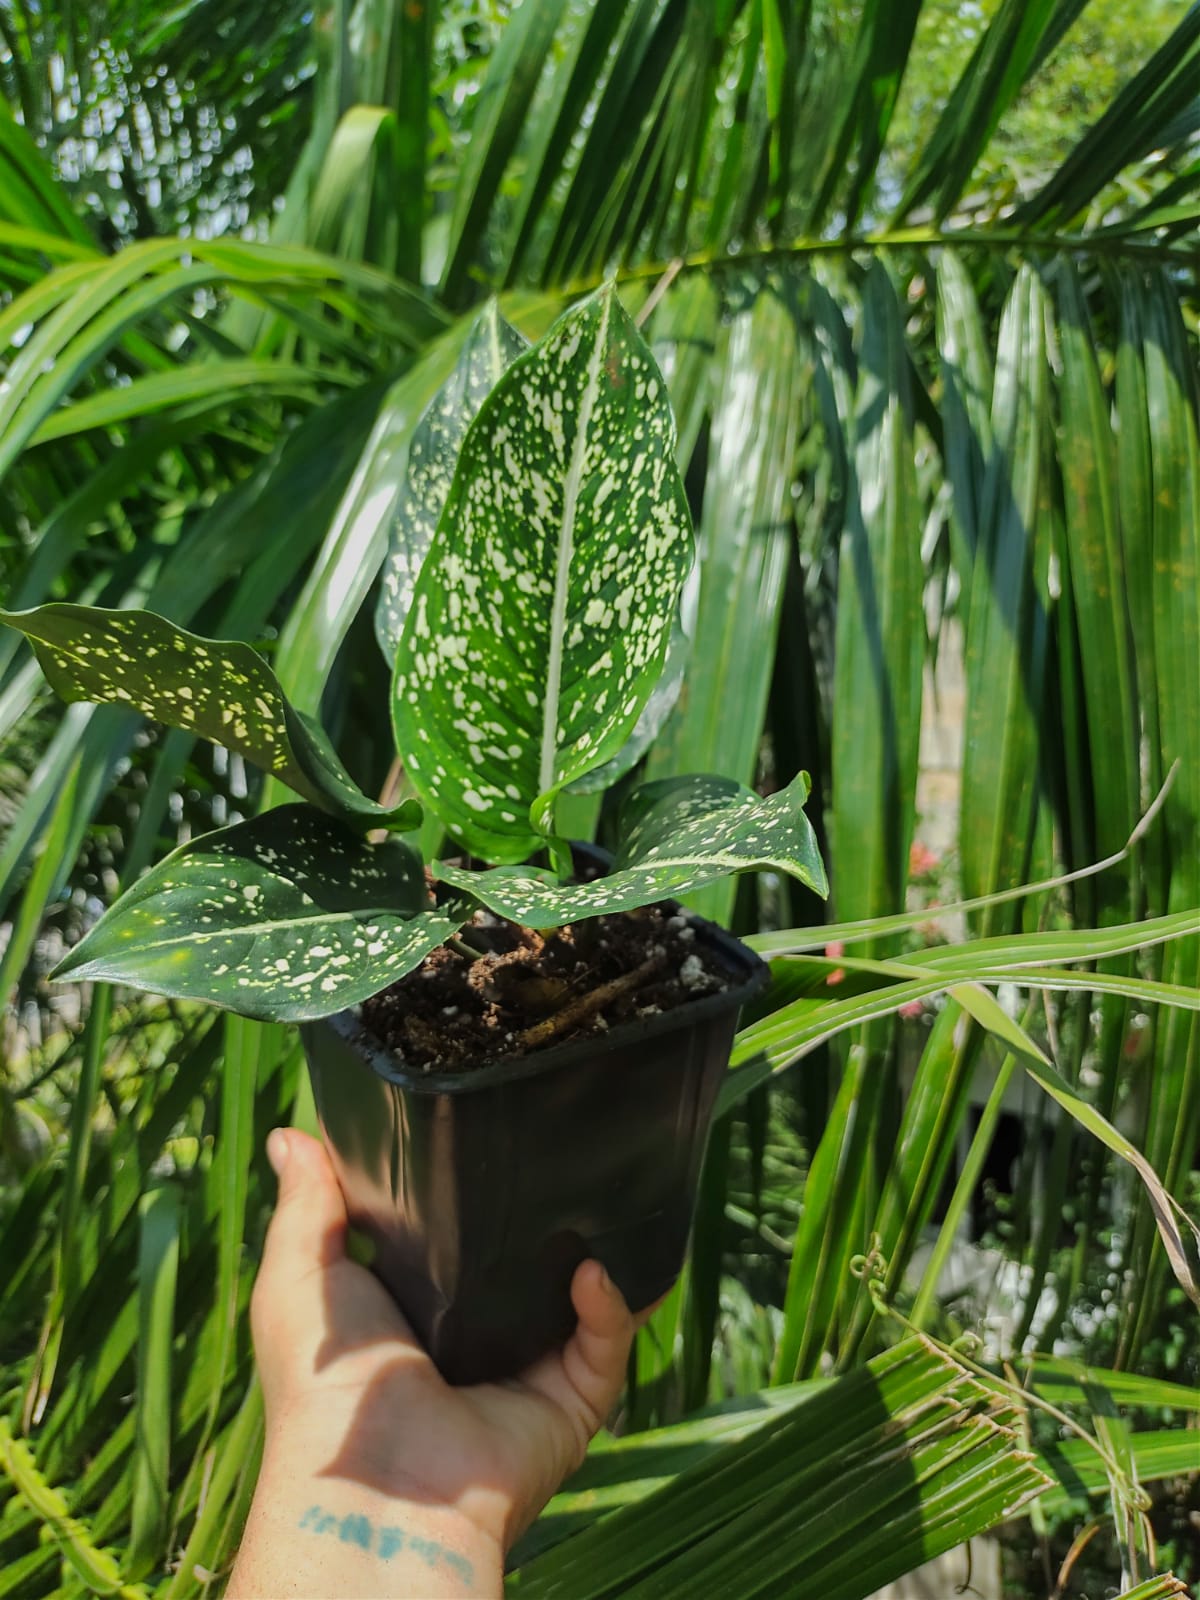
359;903;739;1071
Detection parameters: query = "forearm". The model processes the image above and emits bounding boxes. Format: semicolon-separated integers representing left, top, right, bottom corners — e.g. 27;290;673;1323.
227;1447;504;1599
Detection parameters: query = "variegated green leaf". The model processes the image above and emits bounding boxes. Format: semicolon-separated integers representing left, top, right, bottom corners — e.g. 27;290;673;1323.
565;567;697;795
0;603;419;830
435;773;827;928
374;300;528;661
392;283;694;862
53;805;470;1022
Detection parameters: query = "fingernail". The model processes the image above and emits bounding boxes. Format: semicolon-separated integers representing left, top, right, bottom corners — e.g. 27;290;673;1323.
598;1262;614;1293
266;1128;290;1177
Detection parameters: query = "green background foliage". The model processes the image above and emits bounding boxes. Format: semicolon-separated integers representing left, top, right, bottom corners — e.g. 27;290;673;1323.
1;0;1198;1594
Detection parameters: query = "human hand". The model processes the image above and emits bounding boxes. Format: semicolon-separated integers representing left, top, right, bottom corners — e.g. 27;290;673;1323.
227;1128;644;1598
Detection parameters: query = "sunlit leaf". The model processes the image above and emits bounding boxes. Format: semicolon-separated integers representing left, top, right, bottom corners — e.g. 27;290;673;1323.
374;301;528;660
435;773;826;928
53;806;471;1022
392;283;693;861
0;604;419;830
510;1337;1049;1599
563;591;694;795
128;1184;181;1579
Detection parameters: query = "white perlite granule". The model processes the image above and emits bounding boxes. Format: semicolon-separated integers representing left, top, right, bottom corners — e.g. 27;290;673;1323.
679;953;709;990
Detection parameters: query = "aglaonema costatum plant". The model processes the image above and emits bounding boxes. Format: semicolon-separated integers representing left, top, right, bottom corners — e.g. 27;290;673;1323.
2;286;827;1024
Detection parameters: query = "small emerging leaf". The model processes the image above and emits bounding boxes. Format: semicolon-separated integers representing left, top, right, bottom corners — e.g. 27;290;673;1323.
0;604;418;830
54;805;471;1022
375;301;528;660
392;283;694;861
435;773;827;928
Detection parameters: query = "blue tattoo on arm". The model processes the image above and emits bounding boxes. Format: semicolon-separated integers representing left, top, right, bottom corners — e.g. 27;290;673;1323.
297;1505;475;1584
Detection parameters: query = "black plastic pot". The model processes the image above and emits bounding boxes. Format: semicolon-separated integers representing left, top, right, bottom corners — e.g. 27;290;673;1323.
299;888;768;1386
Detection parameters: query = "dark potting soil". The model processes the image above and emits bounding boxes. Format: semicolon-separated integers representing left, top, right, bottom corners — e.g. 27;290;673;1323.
359;903;738;1071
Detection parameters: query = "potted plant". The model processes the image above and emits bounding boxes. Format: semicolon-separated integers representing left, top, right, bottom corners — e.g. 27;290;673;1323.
2;286;826;1382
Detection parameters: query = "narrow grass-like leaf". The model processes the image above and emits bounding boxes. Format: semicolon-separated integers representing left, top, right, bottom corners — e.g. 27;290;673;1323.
437;773;826;928
773;1039;882;1382
533;3;695;285
393;284;693;860
1055;263;1139;880
164;1379;263;1600
199;1016;272;1460
894;0;1075;224
949;263;1050;920
388;0;432;283
0;98;96;245
1029;1357;1200;1414
127;1185;182;1580
514;1378;823;1563
644;286;805;923
22;982;112;1430
1015;6;1200;229
829;261;923;941
806;0;922;232
375;302;528;659
440;0;566;303
718;909;1200;1115
304;105;405;272
1114;271;1166;911
748;949;1200;1014
852;1000;984;1352
0;604;418;831
27;360;334;445
0;1418;148;1599
1116;1576;1189;1600
258;329;484;799
1035;1427;1200;1517
0;239;443;479
0;753;81;1003
910;1043;1023;1332
53;806;472;1022
498;5;629;284
510;1338;1048;1600
950;983;1200;1309
1118;269;1200;1365
1049;258;1144;1307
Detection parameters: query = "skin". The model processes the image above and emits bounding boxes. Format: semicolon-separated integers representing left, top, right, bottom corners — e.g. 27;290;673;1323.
226;1128;644;1598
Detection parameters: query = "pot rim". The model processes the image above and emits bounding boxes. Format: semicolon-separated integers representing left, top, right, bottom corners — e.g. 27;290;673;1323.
303;906;769;1095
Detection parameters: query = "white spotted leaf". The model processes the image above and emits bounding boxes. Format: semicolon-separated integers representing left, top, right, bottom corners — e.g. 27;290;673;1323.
391;284;694;863
564;561;698;794
434;772;828;928
53;805;473;1022
375;301;528;661
0;604;420;830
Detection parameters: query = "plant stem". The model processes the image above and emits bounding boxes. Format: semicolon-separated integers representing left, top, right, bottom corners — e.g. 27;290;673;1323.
515;949;668;1051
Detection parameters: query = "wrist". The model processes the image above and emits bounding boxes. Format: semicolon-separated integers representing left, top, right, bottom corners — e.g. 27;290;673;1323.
261;1405;517;1543
231;1447;505;1598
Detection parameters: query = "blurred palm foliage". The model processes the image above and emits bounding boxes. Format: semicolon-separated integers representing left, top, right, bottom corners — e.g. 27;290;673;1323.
1;0;1199;1594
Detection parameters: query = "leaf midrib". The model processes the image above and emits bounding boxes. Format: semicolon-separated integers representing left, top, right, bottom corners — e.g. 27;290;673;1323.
538;289;612;795
76;905;416;952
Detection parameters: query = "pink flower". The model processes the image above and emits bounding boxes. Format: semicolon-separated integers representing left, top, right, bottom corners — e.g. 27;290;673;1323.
825;940;845;987
909;840;939;878
898;999;924;1020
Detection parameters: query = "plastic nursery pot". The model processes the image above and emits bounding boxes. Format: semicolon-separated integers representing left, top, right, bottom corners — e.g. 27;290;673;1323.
298;859;768;1386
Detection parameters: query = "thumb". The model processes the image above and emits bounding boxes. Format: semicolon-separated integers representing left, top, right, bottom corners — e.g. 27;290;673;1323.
519;1261;637;1472
251;1129;348;1352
